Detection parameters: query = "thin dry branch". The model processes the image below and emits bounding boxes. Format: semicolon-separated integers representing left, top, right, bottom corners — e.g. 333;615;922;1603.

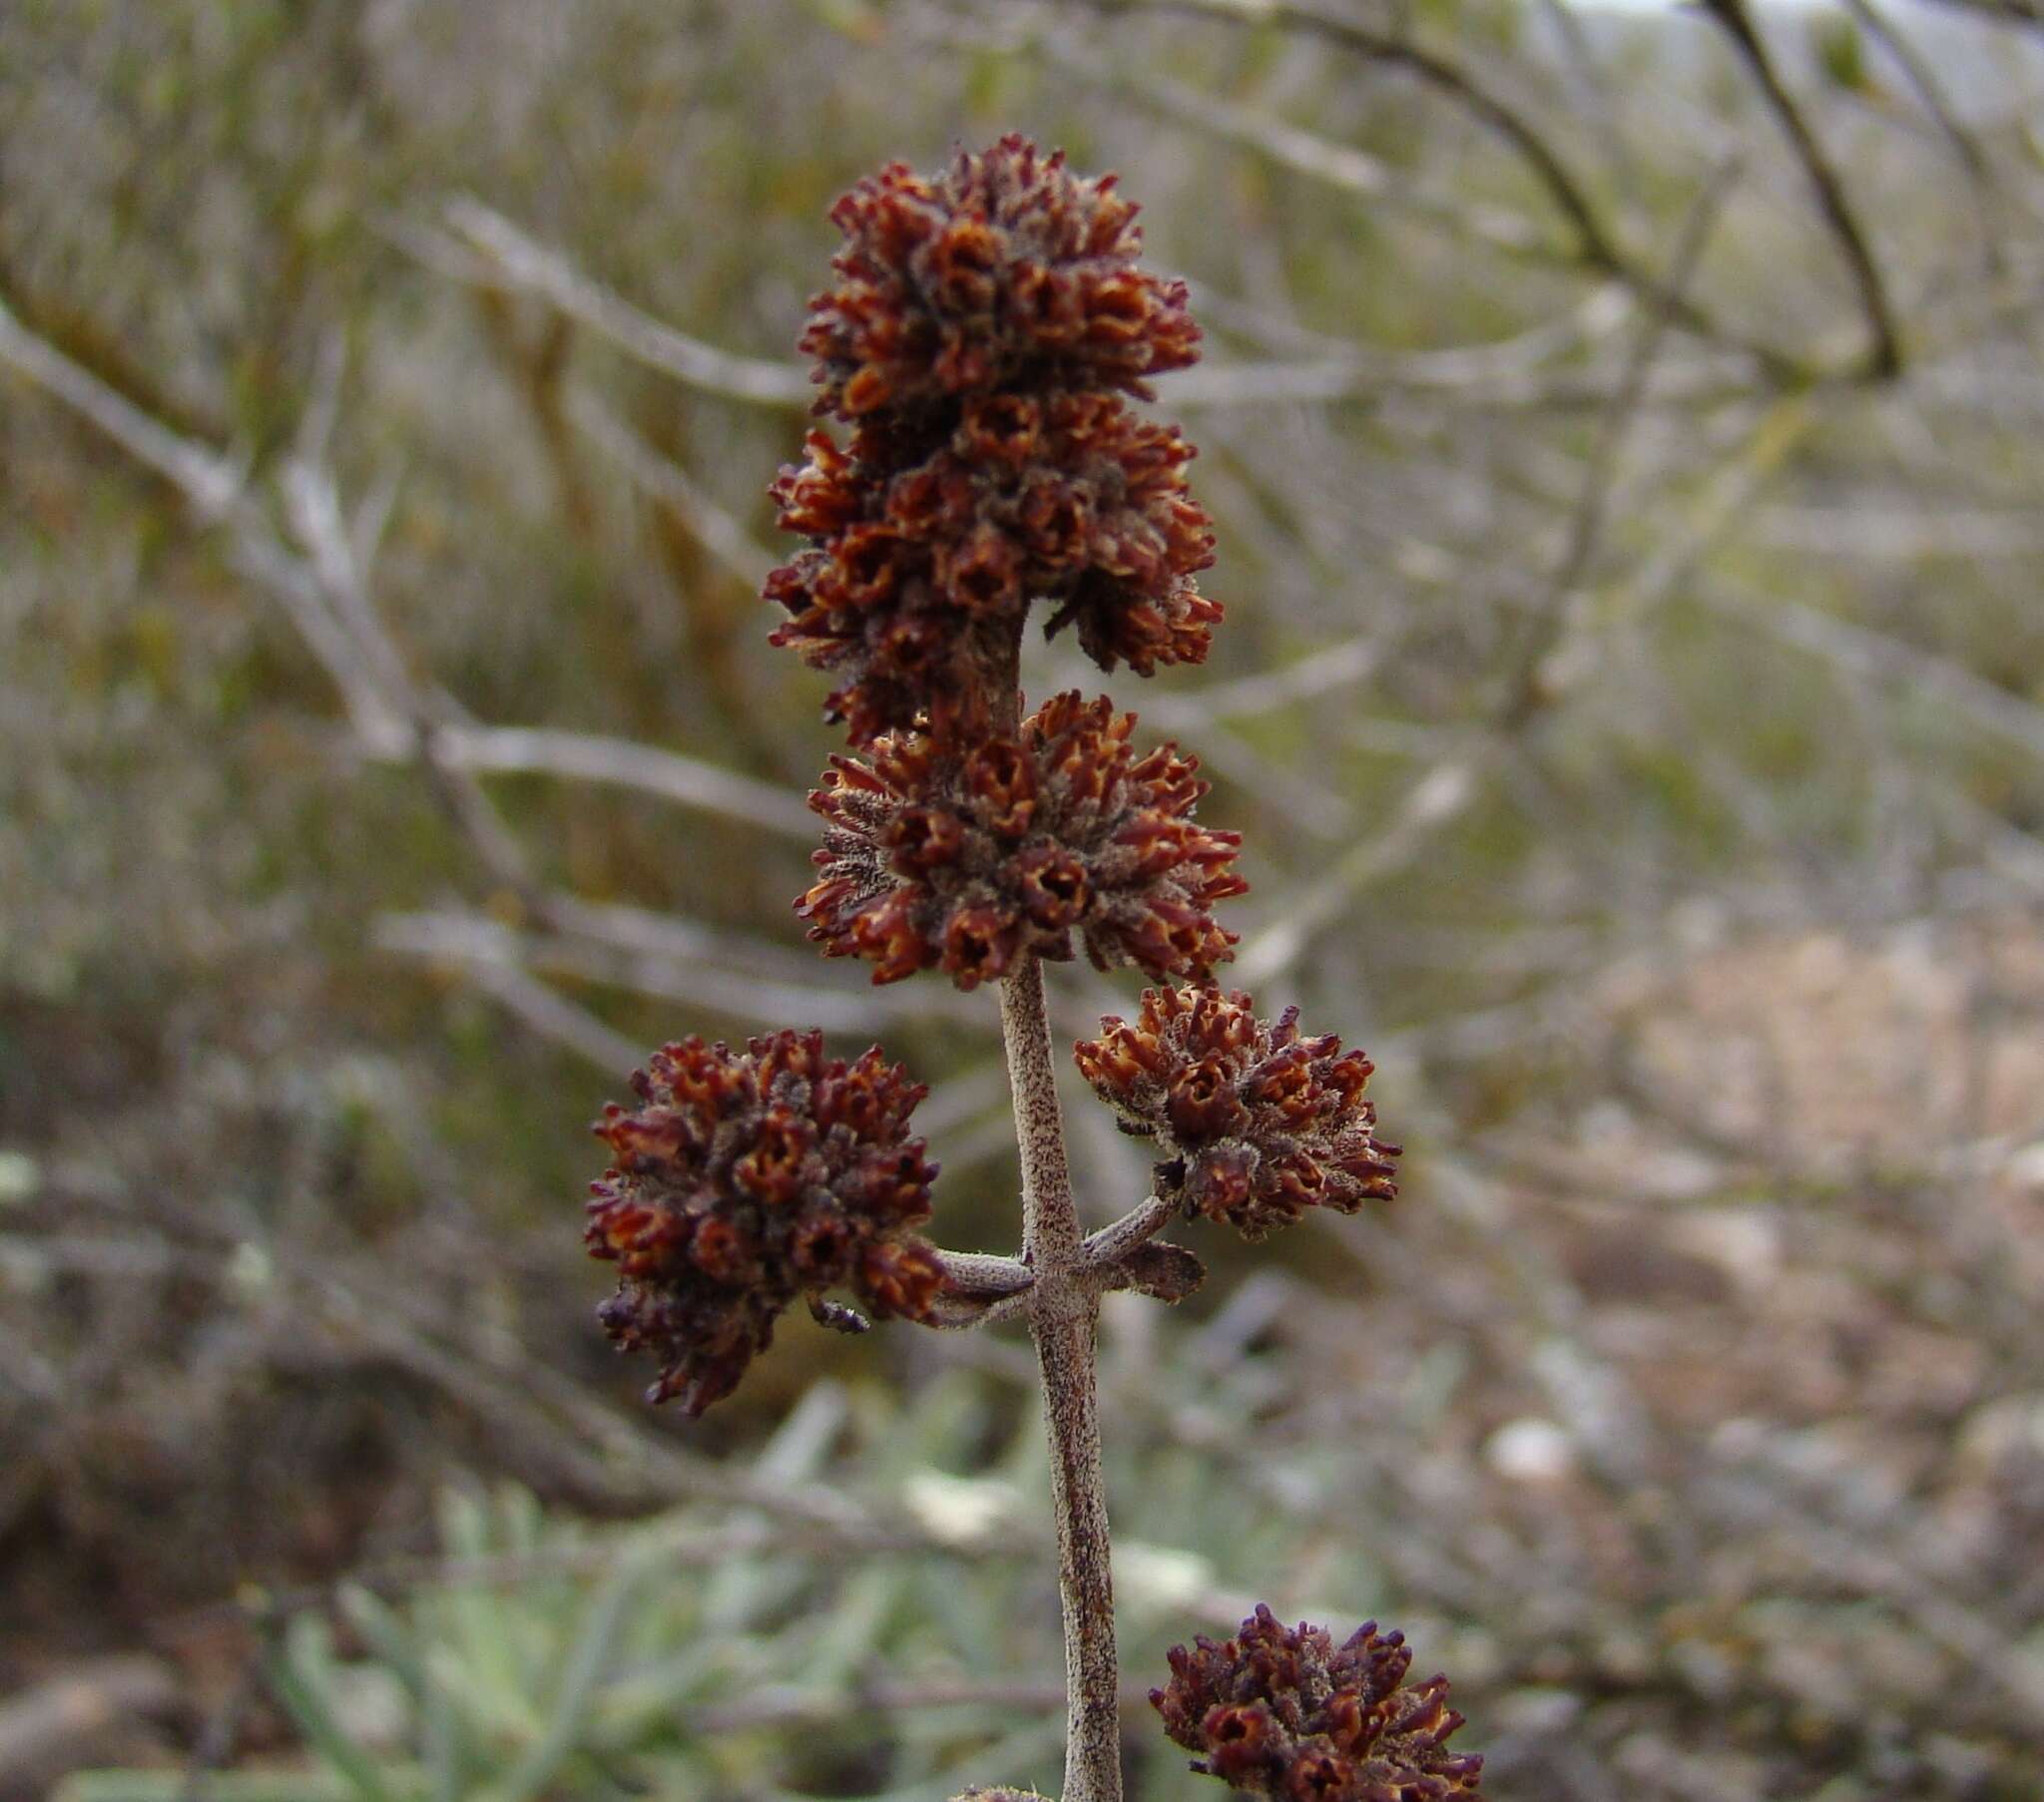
445;953;647;1073
1233;759;1478;984
1499;157;1744;728
1017;29;1551;259
1842;0;2001;266
1065;0;1824;384
276;449;554;912
1701;0;1904;378
376;909;985;1036
1698;575;2044;766
1141;632;1384;729
370;719;812;839
564;387;778;587
441;199;814;409
3;290;570;917
1082;0;1619;265
0;295;242;515
1233;383;1816;986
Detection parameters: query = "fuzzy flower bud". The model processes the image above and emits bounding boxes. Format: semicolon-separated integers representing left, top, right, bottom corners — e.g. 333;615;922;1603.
585;1031;942;1414
799;691;1245;990
1153;1605;1484;1801
802;134;1200;421
1074;987;1398;1238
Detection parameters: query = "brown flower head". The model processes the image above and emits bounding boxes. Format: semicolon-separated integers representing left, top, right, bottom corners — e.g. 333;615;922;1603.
767;381;1220;745
799;691;1245;990
802;134;1201;422
766;137;1220;746
1074;987;1398;1238
585;1031;942;1414
1153;1605;1484;1801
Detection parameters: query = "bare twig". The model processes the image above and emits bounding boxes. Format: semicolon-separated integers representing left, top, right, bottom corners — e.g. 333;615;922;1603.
0;296;242;514
1697;575;2044;766
374;909;983;1036
1018;31;1551;260
1066;0;1806;383
445;953;647;1073
1701;0;1904;378
277;448;557;912
1079;0;1619;266
365;718;812;838
1140;633;1385;730
564;387;778;588
1233;759;1477;984
1499;157;1744;728
684;1675;1147;1735
564;386;776;584
1842;0;2001;275
1750;502;2044;558
440;199;813;409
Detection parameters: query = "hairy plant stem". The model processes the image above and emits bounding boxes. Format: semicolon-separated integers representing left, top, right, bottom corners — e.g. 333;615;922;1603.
1000;952;1122;1802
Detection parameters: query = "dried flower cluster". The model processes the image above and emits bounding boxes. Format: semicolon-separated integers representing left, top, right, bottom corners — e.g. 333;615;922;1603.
1153;1605;1484;1801
766;135;1221;745
801;137;1199;422
800;689;1245;989
1076;987;1400;1238
585;1032;942;1415
582;139;1463;1802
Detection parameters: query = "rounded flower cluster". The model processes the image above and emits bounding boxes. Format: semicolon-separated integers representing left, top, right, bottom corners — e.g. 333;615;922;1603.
799;691;1245;990
1153;1605;1484;1801
766;136;1220;745
802;135;1201;421
585;1032;942;1415
1075;987;1399;1239
768;395;1218;743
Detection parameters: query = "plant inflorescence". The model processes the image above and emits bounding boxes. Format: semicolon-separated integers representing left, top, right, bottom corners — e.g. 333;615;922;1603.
581;136;1480;1802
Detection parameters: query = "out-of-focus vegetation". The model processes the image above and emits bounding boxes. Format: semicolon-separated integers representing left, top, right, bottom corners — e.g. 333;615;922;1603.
5;1;2044;1796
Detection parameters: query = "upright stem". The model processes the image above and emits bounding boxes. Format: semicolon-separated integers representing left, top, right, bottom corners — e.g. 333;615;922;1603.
1000;954;1122;1802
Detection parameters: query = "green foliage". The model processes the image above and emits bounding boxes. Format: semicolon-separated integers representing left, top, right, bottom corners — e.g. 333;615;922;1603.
54;1430;1062;1801
43;1347;1440;1802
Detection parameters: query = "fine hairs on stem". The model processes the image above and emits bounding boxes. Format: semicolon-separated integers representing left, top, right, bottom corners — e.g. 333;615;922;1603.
579;138;1482;1802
